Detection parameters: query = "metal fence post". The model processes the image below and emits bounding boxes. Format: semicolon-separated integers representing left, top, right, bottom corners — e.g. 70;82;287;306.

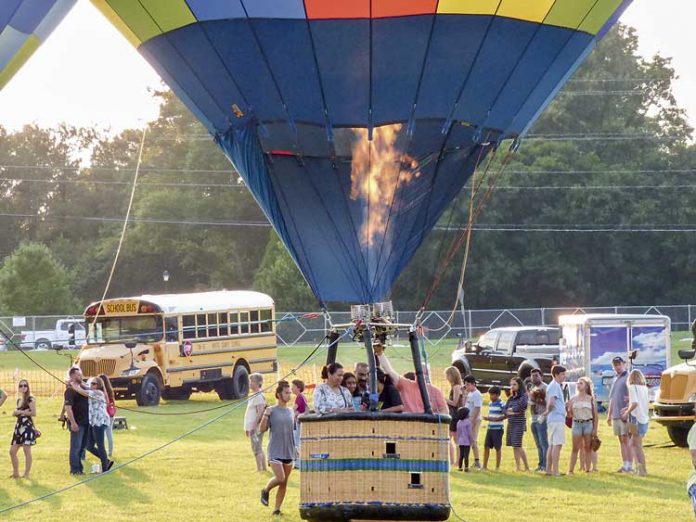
541;308;545;325
468;309;473;339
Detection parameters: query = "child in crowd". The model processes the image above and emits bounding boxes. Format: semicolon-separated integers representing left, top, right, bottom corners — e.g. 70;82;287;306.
291;379;307;460
482;386;505;471
456;407;472;472
244;373;267;472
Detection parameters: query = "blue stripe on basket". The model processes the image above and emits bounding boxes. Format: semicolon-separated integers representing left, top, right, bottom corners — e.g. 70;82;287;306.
298;458;448;473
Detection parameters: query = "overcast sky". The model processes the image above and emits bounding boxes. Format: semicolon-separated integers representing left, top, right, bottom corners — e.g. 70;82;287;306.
0;0;693;134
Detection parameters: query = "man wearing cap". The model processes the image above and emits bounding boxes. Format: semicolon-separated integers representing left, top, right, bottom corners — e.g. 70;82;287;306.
607;355;633;473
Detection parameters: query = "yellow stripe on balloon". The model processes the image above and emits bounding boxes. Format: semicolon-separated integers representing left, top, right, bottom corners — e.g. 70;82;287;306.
497;0;555;24
437;0;501;16
579;0;624;35
0;34;40;89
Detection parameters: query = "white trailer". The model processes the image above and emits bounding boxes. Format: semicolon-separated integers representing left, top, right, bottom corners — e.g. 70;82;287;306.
558;314;671;403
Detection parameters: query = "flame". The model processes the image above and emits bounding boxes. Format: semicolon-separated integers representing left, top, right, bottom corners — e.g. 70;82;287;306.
350;124;421;247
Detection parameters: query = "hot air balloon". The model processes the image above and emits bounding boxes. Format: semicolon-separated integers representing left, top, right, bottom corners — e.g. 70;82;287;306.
0;0;76;90
91;1;632;520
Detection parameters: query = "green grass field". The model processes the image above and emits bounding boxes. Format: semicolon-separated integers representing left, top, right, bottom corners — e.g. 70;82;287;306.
0;335;692;520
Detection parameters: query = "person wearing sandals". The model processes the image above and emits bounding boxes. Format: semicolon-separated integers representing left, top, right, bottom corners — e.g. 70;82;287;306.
622;369;649;476
260;380;296;516
10;379;37;479
70;377;114;473
567;377;597;474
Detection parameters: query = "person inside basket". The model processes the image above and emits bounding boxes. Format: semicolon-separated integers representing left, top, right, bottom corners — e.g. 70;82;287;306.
373;345;447;415
313;363;354;414
376;368;403;413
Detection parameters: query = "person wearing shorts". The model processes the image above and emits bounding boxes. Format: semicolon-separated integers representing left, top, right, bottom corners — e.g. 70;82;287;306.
567;377;597;474
463;375;483;469
482;386;504;471
244;373;267;472
260;381;296;516
545;365;567;476
607;356;632;473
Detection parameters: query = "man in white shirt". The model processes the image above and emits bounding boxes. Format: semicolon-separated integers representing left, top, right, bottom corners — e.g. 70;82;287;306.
463;375;483;469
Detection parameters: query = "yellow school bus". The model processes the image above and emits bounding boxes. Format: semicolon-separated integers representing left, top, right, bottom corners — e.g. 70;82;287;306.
75;291;276;406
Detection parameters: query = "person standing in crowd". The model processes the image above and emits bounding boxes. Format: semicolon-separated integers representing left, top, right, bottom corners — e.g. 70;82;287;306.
9;379;37;479
456;407;472;472
463;376;483;469
260;380;296;517
244;373;267;472
313;363;354;414
505;377;530;472
482;386;505;471
374;346;448;414
622;369;649;476
64;367;89;475
0;387;7;407
445;366;465;466
354;362;370;395
376;368;403;413
607;356;633;473
545;365;567;477
70;377;114;473
567;377;597;474
292;379;307;460
529;368;548;472
99;374;116;458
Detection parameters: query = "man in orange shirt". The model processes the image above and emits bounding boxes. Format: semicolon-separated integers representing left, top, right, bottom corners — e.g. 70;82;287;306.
373;343;448;415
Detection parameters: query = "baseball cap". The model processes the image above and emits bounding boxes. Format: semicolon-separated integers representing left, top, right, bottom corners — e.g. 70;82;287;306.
612;356;626;364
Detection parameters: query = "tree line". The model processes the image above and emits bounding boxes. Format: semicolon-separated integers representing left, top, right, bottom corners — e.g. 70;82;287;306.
0;25;694;315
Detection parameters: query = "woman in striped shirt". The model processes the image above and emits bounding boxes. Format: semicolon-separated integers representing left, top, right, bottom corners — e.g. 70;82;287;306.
505;377;530;472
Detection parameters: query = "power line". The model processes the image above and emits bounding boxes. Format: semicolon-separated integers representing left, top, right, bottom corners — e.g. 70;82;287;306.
0;177;245;189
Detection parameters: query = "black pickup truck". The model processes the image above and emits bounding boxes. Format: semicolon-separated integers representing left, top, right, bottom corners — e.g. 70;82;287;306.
451;326;560;389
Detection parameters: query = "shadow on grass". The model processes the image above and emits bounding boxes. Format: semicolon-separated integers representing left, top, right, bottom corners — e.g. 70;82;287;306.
84;466;151;507
0;478;64;514
451;468;684;500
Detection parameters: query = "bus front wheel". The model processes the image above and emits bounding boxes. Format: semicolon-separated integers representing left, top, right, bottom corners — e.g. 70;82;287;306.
217;365;249;400
136;373;161;407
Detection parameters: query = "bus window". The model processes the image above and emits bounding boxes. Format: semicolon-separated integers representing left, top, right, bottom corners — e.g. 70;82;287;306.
183;315;195;340
208;313;218;337
218;312;229;336
196;314;207;338
250;310;260;333
165;317;178;342
240;311;250;335
229;312;239;335
260;309;272;333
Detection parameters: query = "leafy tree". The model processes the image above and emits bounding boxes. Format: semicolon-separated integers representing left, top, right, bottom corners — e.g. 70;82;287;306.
254;234;316;310
0;242;79;315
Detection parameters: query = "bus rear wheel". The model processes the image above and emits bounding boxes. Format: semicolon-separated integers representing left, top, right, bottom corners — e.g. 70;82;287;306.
136;373;161;407
217;365;249;400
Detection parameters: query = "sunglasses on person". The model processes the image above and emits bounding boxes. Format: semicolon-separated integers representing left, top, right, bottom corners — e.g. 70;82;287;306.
18;384;28;389
90;382;99;387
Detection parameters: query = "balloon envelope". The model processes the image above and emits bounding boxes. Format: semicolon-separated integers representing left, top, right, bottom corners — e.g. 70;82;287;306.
93;0;631;304
0;0;76;90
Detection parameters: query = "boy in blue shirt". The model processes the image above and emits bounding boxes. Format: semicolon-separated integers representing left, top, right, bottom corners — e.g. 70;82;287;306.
482;386;505;471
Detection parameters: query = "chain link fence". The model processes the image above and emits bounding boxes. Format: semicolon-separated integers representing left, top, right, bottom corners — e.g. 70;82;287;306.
0;304;692;351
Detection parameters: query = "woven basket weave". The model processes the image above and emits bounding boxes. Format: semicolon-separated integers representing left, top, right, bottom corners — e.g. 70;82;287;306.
299;412;451;522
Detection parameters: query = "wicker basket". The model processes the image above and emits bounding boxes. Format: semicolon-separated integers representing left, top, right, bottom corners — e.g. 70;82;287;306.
299;412;451;522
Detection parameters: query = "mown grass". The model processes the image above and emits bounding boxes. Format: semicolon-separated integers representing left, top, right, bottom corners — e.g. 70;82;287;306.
0;335;691;521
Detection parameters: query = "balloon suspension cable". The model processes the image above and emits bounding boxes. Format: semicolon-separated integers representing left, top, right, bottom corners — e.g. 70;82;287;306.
89;127;147;334
422;144;515;333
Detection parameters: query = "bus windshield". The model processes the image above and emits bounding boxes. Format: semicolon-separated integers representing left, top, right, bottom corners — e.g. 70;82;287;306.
87;315;163;344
